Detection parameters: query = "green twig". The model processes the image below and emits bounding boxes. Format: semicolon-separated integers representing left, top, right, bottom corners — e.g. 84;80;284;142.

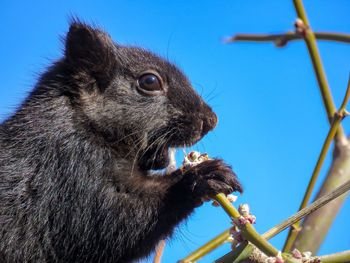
292;143;350;252
213;194;279;257
298;77;350;212
181;0;350;259
291;0;343;133
242;180;350;262
263;179;350;239
210;194;300;263
214;242;254;263
181;178;350;262
319;250;350;263
283;77;350;250
223;1;350;253
205;194;302;263
283;0;348;252
214;180;350;262
225;32;350;46
179;229;230;263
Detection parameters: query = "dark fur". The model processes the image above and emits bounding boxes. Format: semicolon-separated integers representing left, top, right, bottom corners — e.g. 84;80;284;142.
0;20;242;262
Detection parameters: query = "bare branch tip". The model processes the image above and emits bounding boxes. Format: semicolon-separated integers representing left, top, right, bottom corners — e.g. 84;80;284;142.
222;36;235;44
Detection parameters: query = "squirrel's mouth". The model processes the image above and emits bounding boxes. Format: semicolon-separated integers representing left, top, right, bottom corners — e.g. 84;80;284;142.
137;117;214;171
137;132;203;171
137;145;170;171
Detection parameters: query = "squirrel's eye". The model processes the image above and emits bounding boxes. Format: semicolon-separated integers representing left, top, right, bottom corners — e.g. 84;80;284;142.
137;73;163;95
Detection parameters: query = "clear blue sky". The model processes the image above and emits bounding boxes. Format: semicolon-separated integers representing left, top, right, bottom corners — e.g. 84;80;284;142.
1;1;350;262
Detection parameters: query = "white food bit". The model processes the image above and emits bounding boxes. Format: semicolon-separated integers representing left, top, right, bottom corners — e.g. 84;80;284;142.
198;153;209;163
182;151;212;204
182;152;241;210
182;151;210;168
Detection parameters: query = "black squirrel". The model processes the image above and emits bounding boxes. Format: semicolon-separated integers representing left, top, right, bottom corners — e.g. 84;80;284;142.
0;20;242;262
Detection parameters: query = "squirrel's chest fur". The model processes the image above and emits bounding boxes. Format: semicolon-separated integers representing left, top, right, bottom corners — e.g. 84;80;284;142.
0;117;171;262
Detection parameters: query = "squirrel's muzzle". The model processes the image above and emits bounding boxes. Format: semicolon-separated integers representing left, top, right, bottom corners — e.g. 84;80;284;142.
201;110;218;136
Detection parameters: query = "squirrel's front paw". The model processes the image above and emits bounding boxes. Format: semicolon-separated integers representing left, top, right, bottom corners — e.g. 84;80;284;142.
182;159;242;200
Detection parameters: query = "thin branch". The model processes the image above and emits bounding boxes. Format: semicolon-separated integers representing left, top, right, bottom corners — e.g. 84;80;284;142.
225;32;350;46
214;180;350;262
180;194;299;263
180;0;350;259
292;142;350;252
263;179;350;239
224;3;350;254
291;0;344;133
282;77;350;250
214;242;254;263
212;194;280;258
178;229;230;263
339;77;350;111
284;0;348;251
180;179;350;262
226;2;342;132
319;250;350;263
298;77;350;212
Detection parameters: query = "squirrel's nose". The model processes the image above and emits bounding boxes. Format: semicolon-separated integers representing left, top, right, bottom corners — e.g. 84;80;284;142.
201;111;218;136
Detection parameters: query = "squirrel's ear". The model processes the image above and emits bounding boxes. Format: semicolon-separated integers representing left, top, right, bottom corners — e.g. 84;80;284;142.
65;21;117;85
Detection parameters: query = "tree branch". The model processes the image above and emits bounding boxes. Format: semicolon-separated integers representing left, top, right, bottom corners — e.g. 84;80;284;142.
292;140;350;252
186;179;350;262
263;179;350;239
225;32;350;46
298;77;350;212
178;229;230;263
179;1;350;260
213;194;280;258
282;77;350;250
284;0;350;252
293;3;342;129
181;194;303;263
319;250;350;263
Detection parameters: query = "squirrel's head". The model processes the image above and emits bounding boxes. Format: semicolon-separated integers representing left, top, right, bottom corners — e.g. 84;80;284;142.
61;20;217;171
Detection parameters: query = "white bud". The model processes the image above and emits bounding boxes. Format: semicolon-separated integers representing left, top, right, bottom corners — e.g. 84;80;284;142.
238;204;250;217
292;248;302;259
302;251;312;259
227;194;238;203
